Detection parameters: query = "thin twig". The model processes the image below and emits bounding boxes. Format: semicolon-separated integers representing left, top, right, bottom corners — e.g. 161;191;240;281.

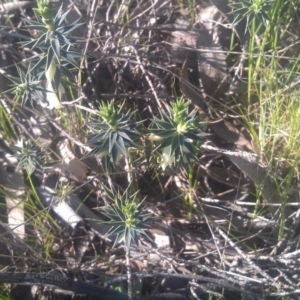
126;250;133;300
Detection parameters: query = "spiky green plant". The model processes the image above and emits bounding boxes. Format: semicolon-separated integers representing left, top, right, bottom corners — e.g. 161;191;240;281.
53;183;74;203
6;65;46;106
85;102;142;165
148;98;208;169
230;0;275;31
99;185;152;300
23;0;82;108
14;140;45;175
99;186;152;251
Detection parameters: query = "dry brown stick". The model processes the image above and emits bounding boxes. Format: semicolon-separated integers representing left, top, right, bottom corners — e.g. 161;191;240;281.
179;61;253;151
201;144;294;224
0;1;34;14
0;272;188;300
215;225;274;284
130;45;163;111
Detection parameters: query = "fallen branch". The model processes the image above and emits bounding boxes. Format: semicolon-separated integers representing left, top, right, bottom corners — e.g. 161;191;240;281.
0;272;187;300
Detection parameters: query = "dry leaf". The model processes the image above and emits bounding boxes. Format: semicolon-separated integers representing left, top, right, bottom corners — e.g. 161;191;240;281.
180;61;253;151
51;137;87;182
0;163;25;240
202;144;294;222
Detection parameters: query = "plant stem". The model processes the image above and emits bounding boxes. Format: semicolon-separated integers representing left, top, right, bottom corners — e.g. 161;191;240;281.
126;249;133;300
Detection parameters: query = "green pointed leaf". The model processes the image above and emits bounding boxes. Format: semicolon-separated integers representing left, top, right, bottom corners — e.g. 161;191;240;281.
184;131;200;140
119;112;133;123
46;47;55;73
60;66;73;78
109;131;117;153
116;136;128;157
111;144;119;163
31;33;48;49
44;30;52;44
61;52;78;68
150;128;175;138
183;141;194;155
84;147;101;159
54;4;64;24
117;130;134;142
61;49;83;59
26;24;48;33
56;31;71;45
53;66;61;93
56;8;70;26
156;135;174;151
26;19;43;26
152;119;175;130
89;122;110;131
7;75;22;85
51;38;60;60
32;10;44;24
58;20;83;35
122;129;140;141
